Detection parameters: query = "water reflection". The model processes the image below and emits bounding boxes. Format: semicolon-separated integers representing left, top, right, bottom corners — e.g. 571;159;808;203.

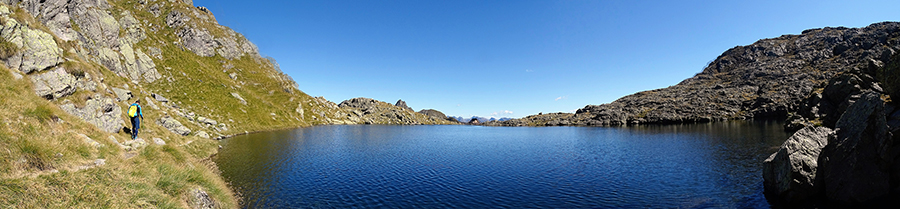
215;121;789;208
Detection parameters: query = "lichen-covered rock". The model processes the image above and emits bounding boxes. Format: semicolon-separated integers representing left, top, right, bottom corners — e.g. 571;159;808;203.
97;47;124;73
0;12;64;74
215;36;241;59
119;44;161;83
118;11;146;44
157;116;191;136
60;95;125;133
763;126;832;203
30;67;76;99
70;1;118;48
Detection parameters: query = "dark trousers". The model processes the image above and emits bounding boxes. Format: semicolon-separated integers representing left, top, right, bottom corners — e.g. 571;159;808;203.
131;116;140;139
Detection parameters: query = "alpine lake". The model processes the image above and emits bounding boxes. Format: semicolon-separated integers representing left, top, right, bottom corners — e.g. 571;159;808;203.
213;120;790;208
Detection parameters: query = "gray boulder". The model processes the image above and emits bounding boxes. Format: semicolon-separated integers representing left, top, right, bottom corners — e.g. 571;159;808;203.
195;131;209;139
763;126;833;202
157;116;191;136
30;67;76;99
144;96;159;110
17;0;78;41
97;47;124;73
231;92;246;105
215;35;241;59
197;116;217;126
111;87;132;102
71;2;118;48
75;73;98;92
118;41;161;83
0;9;64;74
819;91;893;204
118;11;145;45
60;95;125;133
152;137;165;145
152;93;169;103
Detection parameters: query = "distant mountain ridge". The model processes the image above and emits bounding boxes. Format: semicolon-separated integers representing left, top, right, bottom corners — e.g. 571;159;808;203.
489;22;900;126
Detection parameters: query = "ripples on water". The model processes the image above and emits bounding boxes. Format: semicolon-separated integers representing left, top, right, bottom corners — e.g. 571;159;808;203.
214;120;789;208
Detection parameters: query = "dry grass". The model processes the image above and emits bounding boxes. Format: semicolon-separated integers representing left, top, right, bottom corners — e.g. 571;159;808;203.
0;62;235;208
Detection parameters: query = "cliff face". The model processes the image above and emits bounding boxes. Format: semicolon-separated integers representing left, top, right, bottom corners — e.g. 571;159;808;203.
490;22;900;127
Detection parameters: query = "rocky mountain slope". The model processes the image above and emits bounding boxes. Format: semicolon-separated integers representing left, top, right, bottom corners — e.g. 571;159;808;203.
763;51;899;206
0;0;453;208
488;22;900;127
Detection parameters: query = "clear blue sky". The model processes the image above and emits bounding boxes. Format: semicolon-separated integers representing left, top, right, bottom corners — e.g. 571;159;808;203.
194;0;898;118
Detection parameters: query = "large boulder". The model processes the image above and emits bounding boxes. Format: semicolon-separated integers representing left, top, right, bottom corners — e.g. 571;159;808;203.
157;116;191;136
30;67;76;99
818;91;893;204
763;126;833;202
111;87;132;102
60;95;125;133
0;6;64;74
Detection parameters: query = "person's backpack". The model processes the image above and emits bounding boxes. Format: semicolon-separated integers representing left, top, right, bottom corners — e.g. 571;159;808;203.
128;104;139;117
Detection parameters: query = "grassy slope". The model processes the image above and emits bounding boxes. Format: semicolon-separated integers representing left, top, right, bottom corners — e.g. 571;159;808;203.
0;65;235;208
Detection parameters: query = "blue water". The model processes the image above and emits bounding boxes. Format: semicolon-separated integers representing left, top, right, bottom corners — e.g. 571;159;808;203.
213;121;789;208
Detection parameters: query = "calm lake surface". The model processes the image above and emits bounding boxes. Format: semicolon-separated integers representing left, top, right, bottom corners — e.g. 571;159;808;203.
214;121;790;208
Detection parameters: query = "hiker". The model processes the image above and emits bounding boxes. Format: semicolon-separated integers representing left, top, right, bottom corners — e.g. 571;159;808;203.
128;100;144;139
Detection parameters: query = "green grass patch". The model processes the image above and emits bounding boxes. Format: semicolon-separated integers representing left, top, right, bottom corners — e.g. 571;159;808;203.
23;105;53;123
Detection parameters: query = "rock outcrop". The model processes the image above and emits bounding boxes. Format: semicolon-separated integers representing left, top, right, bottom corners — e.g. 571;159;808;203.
0;5;63;74
158;116;191;136
165;10;258;59
763;126;832;203
818;91;893;204
336;97;455;125
496;22;900;127
59;95;125;133
764;51;900;205
111;87;132;102
30;67;75;99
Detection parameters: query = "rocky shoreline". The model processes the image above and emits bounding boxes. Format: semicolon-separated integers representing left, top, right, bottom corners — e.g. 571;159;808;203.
763;52;900;206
